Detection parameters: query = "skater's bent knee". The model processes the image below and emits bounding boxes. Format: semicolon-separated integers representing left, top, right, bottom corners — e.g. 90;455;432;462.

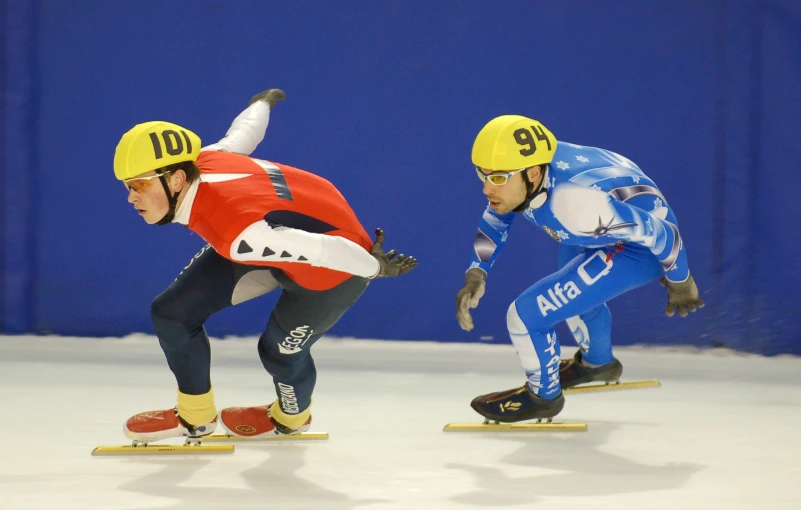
507;300;553;334
507;302;528;335
151;293;191;324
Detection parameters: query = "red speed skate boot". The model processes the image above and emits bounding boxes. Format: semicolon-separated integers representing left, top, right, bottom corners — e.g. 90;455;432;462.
123;408;217;443
220;403;311;438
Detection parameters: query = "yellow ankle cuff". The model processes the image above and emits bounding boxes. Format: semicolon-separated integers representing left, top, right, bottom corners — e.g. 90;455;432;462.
270;398;311;429
177;387;218;425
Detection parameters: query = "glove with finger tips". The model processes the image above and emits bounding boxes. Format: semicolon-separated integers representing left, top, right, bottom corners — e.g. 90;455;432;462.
456;268;487;331
370;228;418;278
249;88;286;108
661;274;705;318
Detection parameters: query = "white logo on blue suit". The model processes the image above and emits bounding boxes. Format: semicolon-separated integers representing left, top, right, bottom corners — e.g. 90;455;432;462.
536;250;614;316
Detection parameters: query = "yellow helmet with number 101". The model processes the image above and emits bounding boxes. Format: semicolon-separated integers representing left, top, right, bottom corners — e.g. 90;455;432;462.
471;115;557;171
114;121;202;181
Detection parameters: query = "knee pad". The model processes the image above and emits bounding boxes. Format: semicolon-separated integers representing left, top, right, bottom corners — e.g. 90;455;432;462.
507;302;528;336
507;300;551;335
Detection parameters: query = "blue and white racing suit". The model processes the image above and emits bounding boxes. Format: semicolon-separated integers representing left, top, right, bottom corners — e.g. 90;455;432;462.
468;142;691;399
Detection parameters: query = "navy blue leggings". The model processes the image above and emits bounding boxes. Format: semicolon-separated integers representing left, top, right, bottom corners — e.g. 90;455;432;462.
150;245;369;416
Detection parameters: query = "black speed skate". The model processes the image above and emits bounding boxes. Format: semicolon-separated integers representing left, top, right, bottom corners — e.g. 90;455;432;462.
470;385;565;423
559;350;623;389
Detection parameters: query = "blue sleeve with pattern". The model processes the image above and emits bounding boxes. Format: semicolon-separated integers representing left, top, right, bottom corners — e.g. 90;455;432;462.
468;207;516;274
607;200;690;282
550;184;690;282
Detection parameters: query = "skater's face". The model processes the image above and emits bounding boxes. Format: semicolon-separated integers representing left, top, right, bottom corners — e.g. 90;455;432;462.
125;170;186;224
478;166;542;215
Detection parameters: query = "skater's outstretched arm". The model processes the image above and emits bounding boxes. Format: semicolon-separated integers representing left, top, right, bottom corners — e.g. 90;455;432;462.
202;88;286;156
369;228;418;278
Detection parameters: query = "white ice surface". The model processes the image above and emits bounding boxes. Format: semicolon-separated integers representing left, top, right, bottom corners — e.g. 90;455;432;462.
0;334;799;510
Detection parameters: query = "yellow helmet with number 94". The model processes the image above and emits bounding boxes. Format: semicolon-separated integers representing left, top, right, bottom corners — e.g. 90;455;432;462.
114;121;201;181
471;115;557;171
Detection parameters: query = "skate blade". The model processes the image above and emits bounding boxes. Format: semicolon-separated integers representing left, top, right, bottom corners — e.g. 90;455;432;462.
91;443;234;456
443;422;587;432
203;432;329;442
564;379;661;394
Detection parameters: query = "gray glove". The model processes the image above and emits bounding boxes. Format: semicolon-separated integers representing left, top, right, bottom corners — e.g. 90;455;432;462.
661;274;705;317
370;228;418;278
456;268;487;331
249;89;286;109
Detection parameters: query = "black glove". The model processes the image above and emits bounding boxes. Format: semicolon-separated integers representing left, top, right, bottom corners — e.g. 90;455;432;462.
660;274;705;317
370;228;418;278
456;268;487;331
249;89;286;108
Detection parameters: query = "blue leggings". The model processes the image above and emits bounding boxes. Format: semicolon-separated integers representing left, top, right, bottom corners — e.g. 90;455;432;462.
507;243;663;398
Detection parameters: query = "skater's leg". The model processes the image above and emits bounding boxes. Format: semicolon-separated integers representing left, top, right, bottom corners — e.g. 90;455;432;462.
507;302;562;399
127;246;279;440
516;246;663;385
565;304;613;365
220;272;369;435
262;272;368;427
471;246;663;422
557;244;614;365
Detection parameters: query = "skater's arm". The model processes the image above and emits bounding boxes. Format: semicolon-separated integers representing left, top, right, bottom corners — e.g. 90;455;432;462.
456;207;512;331
550;183;690;282
468;207;516;274
201;101;272;156
229;221;380;278
202;89;285;156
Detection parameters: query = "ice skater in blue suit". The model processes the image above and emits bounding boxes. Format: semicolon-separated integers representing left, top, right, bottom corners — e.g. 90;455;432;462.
456;115;704;422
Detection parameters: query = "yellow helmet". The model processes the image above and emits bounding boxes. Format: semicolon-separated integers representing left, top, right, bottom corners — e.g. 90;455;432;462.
114;121;201;180
471;115;557;171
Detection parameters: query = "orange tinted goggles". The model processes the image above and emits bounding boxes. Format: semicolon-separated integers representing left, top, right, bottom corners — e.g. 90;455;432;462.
123;173;165;193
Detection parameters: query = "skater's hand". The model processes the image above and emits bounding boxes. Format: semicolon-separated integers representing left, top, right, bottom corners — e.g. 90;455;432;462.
456;268;486;331
249;89;286;109
370;228;418;278
661;273;704;318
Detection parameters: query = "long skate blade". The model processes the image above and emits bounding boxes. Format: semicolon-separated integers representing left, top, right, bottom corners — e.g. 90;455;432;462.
91;443;234;456
443;422;587;432
564;379;661;394
203;432;329;442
